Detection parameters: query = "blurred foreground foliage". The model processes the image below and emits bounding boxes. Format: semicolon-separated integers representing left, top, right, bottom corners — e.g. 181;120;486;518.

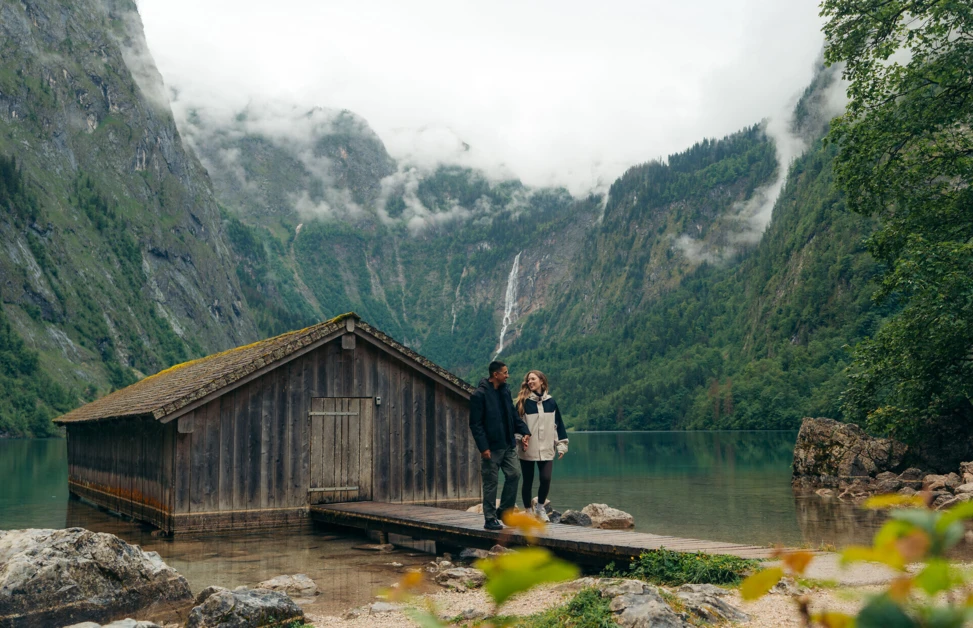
742;494;973;627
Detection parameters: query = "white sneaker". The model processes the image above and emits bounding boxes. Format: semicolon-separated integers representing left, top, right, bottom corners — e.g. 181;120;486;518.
533;503;550;522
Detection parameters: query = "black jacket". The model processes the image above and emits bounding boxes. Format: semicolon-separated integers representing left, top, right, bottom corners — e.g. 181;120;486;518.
469;378;531;453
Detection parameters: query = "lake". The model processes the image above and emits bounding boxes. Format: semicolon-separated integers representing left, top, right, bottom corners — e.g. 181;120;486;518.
0;431;884;609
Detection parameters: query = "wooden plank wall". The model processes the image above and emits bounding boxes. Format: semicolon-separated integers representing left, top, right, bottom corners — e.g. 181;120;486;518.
66;418;173;530
67;333;479;532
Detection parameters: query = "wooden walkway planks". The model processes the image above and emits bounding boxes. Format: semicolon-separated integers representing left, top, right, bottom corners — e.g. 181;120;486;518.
310;502;774;565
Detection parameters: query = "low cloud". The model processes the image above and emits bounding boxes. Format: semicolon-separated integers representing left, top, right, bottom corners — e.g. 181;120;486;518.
674;64;849;263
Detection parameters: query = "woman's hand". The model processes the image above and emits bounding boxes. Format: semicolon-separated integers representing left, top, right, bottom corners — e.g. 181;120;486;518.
558;450;565;459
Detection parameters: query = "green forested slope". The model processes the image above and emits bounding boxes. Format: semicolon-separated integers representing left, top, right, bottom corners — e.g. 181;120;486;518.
504;139;884;430
0;0;259;436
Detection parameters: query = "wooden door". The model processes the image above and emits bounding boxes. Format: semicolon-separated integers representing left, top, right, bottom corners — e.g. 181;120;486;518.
308;397;373;504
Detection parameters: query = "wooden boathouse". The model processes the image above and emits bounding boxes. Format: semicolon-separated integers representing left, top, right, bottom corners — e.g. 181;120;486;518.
54;313;481;534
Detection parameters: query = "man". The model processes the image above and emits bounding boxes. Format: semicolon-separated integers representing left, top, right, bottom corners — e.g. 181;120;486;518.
469;360;531;530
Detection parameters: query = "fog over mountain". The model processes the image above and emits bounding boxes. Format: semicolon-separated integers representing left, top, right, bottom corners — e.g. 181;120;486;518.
137;0;828;195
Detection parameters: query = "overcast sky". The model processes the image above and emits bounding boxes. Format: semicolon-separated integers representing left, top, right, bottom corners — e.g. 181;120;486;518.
137;0;828;193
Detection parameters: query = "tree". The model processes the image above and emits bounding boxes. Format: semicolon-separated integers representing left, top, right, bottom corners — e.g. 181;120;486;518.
821;0;973;441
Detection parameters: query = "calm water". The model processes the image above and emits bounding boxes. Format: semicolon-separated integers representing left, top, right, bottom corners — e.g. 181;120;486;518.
0;432;886;606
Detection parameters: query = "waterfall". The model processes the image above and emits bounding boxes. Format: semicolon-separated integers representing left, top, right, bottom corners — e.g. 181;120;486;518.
494;252;522;358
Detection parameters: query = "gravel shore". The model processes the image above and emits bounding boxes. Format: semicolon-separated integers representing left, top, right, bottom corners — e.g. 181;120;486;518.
302;556;903;628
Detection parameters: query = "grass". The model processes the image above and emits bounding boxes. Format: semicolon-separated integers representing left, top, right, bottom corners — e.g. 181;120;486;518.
604;548;760;586
483;588;616;628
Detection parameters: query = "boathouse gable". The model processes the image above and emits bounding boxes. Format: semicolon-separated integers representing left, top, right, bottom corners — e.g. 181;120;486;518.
54;314;480;534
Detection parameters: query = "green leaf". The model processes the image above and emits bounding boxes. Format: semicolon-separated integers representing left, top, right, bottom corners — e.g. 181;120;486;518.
914;559;955;596
874;519;914;549
404;608;446;628
889;509;938;536
475;547;580;607
855;594;918;628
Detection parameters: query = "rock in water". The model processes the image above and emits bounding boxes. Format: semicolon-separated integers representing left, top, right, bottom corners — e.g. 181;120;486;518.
186;586;303;628
0;528;192;628
791;417;907;487
560;510;593;527
434;567;486;592
581;504;635;529
255;574;319;598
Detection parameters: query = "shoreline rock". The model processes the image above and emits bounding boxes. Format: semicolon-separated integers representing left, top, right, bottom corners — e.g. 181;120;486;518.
0;528;192;628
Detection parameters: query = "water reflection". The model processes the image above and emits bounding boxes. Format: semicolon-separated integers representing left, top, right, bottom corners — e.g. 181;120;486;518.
6;432;956;601
63;499;432;614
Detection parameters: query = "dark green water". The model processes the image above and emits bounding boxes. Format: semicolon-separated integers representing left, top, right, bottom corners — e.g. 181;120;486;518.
0;432;884;606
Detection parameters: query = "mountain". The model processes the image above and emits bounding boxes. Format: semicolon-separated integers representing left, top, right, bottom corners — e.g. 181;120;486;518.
0;0;258;435
1;0;881;438
503;70;885;430
179;101;602;375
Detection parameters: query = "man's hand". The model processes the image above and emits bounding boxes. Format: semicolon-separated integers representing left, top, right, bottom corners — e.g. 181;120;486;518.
521;435;530;449
481;450;491;460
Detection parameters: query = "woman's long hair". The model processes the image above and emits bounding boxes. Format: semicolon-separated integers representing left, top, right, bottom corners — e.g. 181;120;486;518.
516;370;549;417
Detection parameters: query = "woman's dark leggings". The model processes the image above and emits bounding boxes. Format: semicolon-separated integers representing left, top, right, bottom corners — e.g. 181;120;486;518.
520;459;554;508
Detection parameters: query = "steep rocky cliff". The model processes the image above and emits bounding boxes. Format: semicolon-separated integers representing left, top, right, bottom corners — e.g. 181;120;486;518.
0;0;257;433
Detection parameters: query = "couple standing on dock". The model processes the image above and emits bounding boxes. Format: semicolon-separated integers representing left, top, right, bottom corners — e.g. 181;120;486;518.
469;360;569;531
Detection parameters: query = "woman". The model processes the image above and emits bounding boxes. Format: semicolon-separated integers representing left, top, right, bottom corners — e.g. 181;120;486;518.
515;370;568;521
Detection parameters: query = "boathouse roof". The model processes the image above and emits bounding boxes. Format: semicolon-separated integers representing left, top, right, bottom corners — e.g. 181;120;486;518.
53;313;474;425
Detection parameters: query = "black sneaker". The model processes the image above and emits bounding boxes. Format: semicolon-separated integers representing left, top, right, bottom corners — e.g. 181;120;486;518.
484;518;504;531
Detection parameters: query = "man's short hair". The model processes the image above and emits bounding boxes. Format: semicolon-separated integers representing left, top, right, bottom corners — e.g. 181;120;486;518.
488;360;506;376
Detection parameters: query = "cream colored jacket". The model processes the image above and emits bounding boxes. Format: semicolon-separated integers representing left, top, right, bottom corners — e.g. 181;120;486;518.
515;392;569;461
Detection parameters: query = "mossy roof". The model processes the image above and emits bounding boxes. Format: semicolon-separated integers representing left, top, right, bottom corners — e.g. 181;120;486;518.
53;312;474;425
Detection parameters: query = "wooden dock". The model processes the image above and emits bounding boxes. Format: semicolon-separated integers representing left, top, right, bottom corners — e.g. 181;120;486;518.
310;502;774;566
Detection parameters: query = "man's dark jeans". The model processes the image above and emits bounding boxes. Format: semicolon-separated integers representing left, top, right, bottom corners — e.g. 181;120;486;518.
481;447;521;522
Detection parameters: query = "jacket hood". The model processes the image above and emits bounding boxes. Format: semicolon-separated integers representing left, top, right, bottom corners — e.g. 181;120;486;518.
528;391;552;402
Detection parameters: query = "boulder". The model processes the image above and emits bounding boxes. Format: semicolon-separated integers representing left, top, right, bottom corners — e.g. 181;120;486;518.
676;584;749;623
898;468;925;481
874;478;903;493
581;504;635;530
945;473;963;490
791;418;907;487
609;591;686;628
560;510;593;527
955;483;973;494
0;528;192;628
898;486;918;496
935;493;973;511
923;474;949;491
960;462;973;477
186;586;303;628
458;548;490;560
343;602;404;619
434;567;486;592
255;574;318;598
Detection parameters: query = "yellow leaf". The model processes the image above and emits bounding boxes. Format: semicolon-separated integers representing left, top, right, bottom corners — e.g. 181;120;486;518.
888;576;913;603
813;611;856;628
779;550;815;576
862;494;925;510
841;545;905;571
740;567;784;601
501;510;546;538
893;529;929;563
